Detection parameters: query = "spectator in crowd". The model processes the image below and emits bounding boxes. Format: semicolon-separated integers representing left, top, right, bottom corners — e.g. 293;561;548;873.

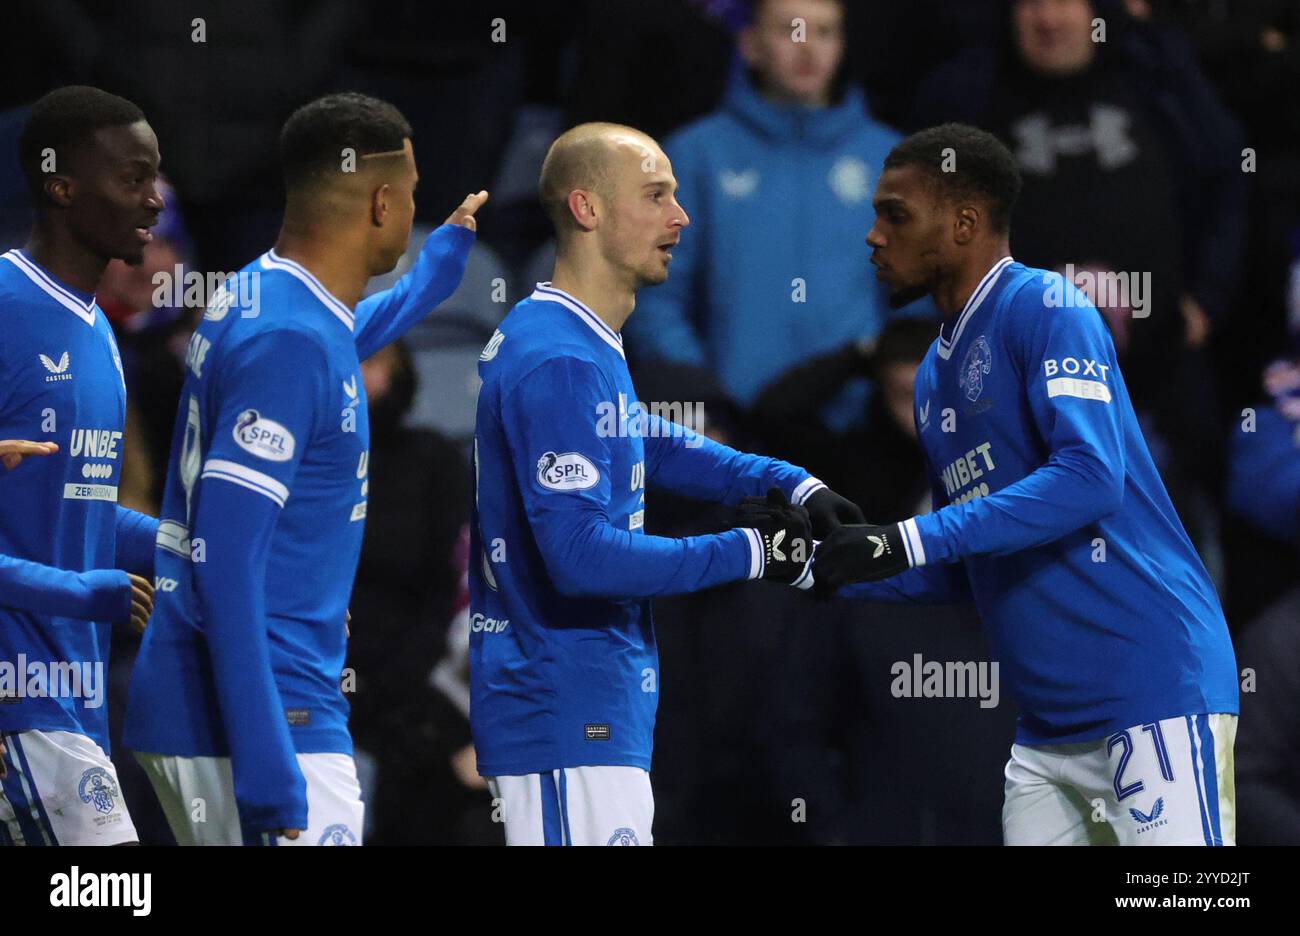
1162;0;1300;154
1152;0;1300;412
751;316;936;522
11;1;369;271
1224;347;1300;625
626;0;932;437
1234;581;1300;845
344;340;489;844
564;0;738;146
768;597;1017;844
910;0;1247;554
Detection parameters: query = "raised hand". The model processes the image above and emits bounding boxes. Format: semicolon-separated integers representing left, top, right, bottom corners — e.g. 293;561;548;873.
444;190;490;232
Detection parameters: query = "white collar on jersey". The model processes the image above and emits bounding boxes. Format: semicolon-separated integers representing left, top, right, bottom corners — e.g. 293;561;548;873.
1;249;98;327
260;249;355;332
937;255;1015;361
530;283;625;359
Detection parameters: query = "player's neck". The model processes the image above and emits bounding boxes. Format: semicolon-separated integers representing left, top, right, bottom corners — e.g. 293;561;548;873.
935;243;1012;319
549;256;635;333
23;223;109;296
271;230;369;310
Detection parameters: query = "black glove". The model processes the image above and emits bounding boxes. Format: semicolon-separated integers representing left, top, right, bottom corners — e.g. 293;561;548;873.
812;522;912;598
803;485;866;539
733;487;813;586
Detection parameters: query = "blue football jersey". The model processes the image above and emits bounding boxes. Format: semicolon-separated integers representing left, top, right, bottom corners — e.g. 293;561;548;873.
123;224;473;768
847;258;1238;744
0;249;150;750
123;251;371;760
469;284;821;776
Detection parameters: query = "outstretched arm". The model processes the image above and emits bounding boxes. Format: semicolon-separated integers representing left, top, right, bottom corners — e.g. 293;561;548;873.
504;359;765;600
353;192;488;360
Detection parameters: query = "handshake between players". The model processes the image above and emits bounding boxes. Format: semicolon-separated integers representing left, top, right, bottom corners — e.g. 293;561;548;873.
725;486;918;595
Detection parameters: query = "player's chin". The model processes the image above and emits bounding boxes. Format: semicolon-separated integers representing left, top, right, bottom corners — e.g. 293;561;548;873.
116;246;147;267
886;277;931;310
638;262;671;287
374;250;404;277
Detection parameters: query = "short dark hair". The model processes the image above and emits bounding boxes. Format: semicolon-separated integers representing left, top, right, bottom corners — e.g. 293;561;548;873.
883;123;1022;234
18;86;145;200
280;92;412;192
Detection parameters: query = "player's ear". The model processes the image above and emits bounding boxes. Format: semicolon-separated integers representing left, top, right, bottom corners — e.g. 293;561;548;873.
737;22;762;68
953;204;978;246
567;189;599;233
44;175;74;209
371;182;389;227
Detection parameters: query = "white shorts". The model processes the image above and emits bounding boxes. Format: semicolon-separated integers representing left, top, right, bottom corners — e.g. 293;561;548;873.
134;751;364;846
1003;713;1236;846
0;730;138;846
487;766;653;846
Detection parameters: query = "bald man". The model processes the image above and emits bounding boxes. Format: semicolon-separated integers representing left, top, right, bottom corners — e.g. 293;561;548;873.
468;122;862;845
123;93;487;846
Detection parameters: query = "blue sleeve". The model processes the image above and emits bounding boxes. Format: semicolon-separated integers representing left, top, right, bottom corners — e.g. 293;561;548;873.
838;564;971;604
353;224;475;361
1227;405;1300;543
640;414;820;506
189;328;325;832
504;357;760;599
913;287;1126;563
114;507;158;575
622;134;708;367
0;553;130;621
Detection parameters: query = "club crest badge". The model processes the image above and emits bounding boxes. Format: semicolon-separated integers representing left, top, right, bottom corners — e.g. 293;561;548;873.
78;767;119;814
959;336;993;402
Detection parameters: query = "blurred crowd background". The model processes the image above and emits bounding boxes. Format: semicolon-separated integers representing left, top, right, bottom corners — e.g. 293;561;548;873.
3;0;1298;844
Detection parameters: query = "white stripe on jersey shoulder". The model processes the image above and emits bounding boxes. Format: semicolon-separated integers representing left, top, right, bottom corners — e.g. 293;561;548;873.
1;250;97;326
531;283;625;359
936;255;1014;361
200;457;289;507
261;250;355;332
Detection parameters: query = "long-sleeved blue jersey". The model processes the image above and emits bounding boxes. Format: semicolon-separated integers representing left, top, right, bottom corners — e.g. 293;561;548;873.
0;249;158;751
844;258;1238;745
469;284;821;776
123;225;472;831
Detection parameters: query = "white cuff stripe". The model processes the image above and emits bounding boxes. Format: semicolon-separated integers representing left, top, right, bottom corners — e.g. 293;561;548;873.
899;523;915;567
900;517;926;567
791;477;826;506
156;519;191;557
201;458;289;506
743;528;764;579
